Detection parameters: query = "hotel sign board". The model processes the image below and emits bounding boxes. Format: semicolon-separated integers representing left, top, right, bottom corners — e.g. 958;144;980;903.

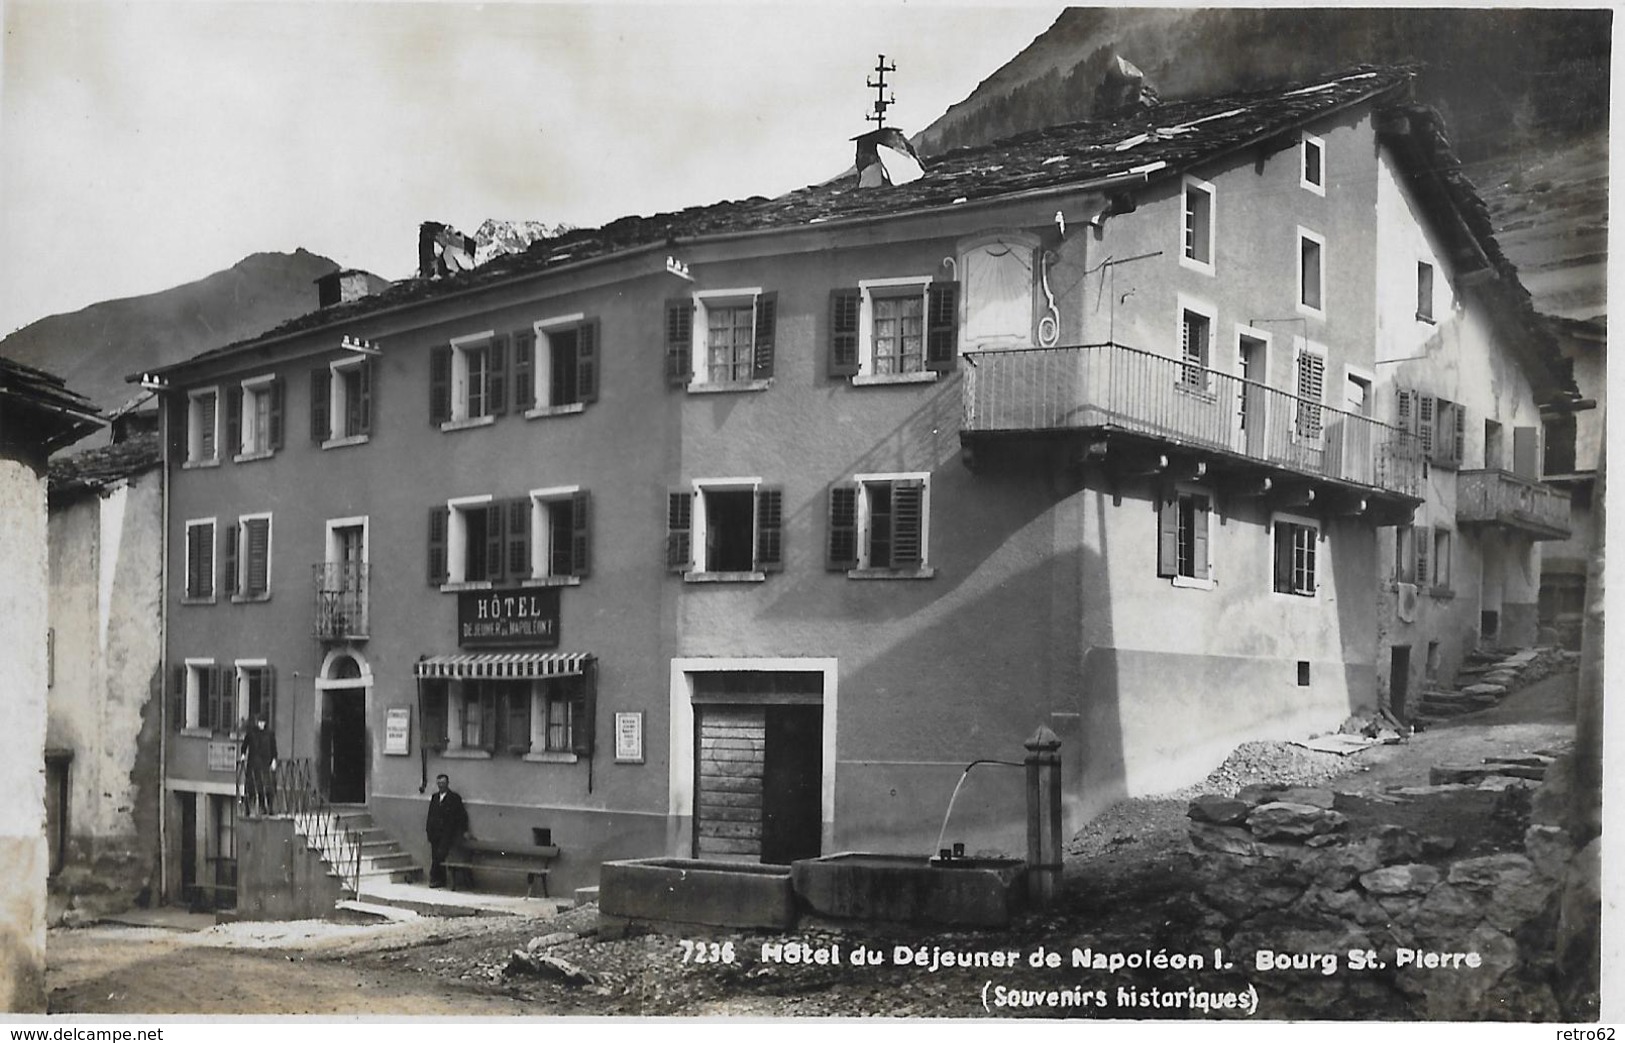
457;588;560;649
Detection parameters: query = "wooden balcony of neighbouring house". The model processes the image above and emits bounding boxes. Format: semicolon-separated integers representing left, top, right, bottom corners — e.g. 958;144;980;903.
960;342;1423;524
1456;469;1573;540
313;563;369;641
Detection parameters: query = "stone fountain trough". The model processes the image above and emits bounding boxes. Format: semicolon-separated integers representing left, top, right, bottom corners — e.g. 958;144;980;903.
790;852;1027;928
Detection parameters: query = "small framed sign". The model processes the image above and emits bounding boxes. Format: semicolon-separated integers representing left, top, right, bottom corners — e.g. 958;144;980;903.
385;707;412;756
614;712;644;764
207;741;237;773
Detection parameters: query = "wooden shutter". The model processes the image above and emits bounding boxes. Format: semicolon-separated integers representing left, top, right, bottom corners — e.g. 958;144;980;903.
755;485;784;572
1156;493;1179;578
1452;403;1466;465
666;299;693;387
513;331;535;411
826;482;859;570
667;490;693;572
488;334;508;416
1295;352;1325;438
1513;426;1539;479
484;502;506;582
172;664;187;731
577;319;600;404
430;346;452;424
506;688;531;754
1396;389;1415;434
268;377;285;449
892;480;926;568
310;367;331;442
571;490;591;577
245;518;270;596
170;390;189;463
1192;495;1211;579
428;508;447;584
421;682;447;748
752;292;777;380
357;360;374;435
1273;524;1293;593
829;289;861;377
208;664;229;733
223;522;239;598
199;393;217;460
571;662;597;757
926;282;960;372
1418;394;1436;458
227;385;242;456
506;498;531;580
479;684;498;751
263;665;277;728
1415;525;1431;586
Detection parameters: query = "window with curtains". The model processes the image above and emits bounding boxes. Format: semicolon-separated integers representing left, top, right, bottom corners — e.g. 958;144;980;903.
419;669;595;760
665;290;777;390
827;280;959;382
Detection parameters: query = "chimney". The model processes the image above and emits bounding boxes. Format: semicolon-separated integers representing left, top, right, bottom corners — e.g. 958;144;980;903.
852;54;924;188
854;127;924;188
315;270;374;308
1093;55;1161;119
418;221;476;279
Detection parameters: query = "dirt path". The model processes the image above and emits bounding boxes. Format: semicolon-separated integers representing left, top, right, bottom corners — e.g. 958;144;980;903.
48;670;1579;1017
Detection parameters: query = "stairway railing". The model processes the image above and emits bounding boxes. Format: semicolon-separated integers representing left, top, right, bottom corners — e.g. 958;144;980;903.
271;757;363;897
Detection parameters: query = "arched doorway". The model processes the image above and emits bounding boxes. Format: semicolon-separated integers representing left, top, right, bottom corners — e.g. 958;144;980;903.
317;651;371;804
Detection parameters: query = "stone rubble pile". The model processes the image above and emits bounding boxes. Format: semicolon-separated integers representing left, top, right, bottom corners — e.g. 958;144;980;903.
1184;763;1587;1019
1417;646;1577;724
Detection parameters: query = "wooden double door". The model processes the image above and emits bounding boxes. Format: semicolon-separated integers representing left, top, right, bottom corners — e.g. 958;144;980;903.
695;702;822;865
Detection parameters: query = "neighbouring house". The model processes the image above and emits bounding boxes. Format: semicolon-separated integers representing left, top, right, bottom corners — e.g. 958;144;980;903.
1537;315;1604;650
0;356;102;1010
139;65;1578;906
45;420;165;922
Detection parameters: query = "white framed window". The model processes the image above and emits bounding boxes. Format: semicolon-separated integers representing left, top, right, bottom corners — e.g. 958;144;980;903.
233;374;283;460
430;331;506;428
319;517;368;638
518;314;599;416
233;660;276;734
1416;261;1435;322
665;289;777;391
225;513;273;600
1297;227;1326;316
1181;176;1216;273
312;356;374;446
666;478;784;580
179;658;219;734
826;472;933;578
1300;132;1325;195
185;388;220;466
1176;295;1217;393
1292;340;1328;443
1272;513;1320;597
430;494;496;588
526;677;591;761
830;280;959;381
183;518;216;601
526;486;591;584
1157;485;1213;589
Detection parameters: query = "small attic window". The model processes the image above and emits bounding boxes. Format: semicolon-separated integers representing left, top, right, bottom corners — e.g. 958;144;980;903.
1301;133;1325;195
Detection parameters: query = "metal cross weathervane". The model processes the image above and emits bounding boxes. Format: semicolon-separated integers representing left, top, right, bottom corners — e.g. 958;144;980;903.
866;55;897;126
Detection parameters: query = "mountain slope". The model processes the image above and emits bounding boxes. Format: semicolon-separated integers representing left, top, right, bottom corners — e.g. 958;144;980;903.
0;249;342;415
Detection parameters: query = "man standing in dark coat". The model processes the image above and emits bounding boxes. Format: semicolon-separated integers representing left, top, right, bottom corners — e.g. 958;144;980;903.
238;715;278;817
425;773;467;888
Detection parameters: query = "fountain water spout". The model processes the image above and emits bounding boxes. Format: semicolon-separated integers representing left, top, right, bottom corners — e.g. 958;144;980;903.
932;759;1025;859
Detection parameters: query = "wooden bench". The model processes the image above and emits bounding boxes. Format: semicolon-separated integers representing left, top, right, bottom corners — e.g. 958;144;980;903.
443;839;560;897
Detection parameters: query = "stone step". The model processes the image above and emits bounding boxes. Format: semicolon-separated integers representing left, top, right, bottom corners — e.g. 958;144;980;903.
357;865;423;884
361;852;416;871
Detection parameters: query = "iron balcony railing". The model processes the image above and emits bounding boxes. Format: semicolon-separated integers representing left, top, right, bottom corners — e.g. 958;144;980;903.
1457;469;1572;539
962;343;1423;498
313;563;369;640
251;757;364;898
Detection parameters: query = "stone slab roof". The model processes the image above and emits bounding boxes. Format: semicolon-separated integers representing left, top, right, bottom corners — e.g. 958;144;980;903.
48;433;162;499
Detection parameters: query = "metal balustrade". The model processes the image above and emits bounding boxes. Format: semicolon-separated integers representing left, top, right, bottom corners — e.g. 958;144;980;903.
962;343;1422;498
1457;469;1572;538
236;757;364;898
313;562;369;640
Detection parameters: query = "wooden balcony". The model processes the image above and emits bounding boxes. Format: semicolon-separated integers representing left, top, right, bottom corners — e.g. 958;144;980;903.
313;563;369;641
1456;469;1572;540
961;343;1422;515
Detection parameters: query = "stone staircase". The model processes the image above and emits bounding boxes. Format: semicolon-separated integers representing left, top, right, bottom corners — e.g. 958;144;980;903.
325;804;424;887
1414;646;1578;726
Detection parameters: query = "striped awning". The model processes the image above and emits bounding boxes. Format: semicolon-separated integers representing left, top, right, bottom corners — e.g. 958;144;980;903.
413;652;592;680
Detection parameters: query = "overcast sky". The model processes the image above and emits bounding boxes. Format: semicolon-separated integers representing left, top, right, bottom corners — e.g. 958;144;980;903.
0;1;1062;337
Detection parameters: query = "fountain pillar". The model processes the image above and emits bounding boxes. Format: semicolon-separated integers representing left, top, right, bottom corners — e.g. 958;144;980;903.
1024;725;1063;908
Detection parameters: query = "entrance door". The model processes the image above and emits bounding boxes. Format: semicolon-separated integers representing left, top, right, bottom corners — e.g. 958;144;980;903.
1238;336;1266;456
1390;646;1411;721
178;792;198;905
762;705;823;864
325;691;367;803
